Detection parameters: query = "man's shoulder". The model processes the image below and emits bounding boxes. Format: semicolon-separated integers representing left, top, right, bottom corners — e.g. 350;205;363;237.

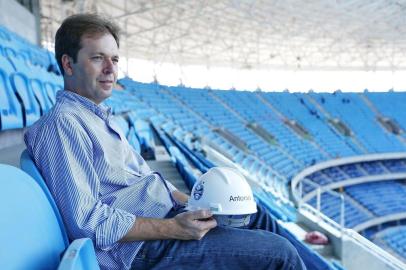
25;100;88;145
28;102;78;130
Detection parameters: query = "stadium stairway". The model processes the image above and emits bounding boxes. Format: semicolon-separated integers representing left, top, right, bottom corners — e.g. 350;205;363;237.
147;159;190;194
209;90;305;170
361;93;406;146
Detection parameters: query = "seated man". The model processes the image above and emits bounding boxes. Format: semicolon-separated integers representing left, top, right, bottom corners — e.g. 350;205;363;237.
25;13;310;270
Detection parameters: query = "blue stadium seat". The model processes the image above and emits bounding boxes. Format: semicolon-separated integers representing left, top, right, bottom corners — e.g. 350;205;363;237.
44;81;57;104
20;149;67;239
4;46;18;59
133;118;156;152
0;163;99;270
0;25;11;41
9;72;41;126
127;126;141;154
30;78;53;115
112;115;130;137
0;55;23;130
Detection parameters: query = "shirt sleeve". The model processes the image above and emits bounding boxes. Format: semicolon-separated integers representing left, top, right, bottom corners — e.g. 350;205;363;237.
25;115;136;250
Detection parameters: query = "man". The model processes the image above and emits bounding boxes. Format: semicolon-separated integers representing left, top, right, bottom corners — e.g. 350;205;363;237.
25;14;313;270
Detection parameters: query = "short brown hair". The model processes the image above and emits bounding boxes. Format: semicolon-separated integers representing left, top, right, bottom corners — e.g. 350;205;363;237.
55;13;120;75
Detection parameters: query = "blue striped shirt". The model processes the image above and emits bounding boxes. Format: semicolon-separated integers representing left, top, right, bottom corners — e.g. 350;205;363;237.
24;90;177;270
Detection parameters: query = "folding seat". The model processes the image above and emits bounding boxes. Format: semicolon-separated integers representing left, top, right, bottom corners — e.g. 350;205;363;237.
132;117;156;151
20;149;66;234
0;55;24;130
42;81;56;104
49;72;64;89
20;150;100;269
9;72;40;126
0;163;99;270
6;55;41;125
16;49;31;63
4;46;18;59
112;115;130;137
127;126;141;154
0;26;11;41
30;78;53;114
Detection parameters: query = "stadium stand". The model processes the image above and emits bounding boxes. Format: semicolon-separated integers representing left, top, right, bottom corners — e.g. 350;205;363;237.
345;181;406;217
373;226;406;262
309;92;405;153
1;15;406;269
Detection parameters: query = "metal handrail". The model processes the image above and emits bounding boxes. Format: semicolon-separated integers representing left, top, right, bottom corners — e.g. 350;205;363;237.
300;203;406;270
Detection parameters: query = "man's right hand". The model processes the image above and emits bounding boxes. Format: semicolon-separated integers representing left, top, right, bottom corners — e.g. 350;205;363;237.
120;210;217;242
170;210;218;240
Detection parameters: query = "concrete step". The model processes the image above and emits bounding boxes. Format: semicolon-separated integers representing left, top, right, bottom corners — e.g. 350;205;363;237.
147;160;190;194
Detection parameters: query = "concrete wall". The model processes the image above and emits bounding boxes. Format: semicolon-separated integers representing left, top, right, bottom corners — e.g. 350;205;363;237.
0;0;36;44
298;209;406;270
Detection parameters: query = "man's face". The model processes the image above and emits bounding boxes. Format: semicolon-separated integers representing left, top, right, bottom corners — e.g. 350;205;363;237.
69;33;119;104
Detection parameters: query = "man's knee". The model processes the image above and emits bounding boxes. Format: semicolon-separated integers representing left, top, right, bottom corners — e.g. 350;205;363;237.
237;230;306;270
257;231;305;270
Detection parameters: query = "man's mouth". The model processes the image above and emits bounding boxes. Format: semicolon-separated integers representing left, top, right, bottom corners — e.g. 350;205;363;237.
99;80;114;84
99;80;115;89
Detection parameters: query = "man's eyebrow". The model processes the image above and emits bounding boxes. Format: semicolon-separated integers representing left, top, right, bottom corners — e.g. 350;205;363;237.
91;52;119;58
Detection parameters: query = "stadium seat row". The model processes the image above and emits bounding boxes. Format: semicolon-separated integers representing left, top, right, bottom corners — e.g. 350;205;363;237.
0;54;62;130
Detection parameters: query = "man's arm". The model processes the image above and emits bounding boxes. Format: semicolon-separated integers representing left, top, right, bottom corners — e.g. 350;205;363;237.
120;209;217;242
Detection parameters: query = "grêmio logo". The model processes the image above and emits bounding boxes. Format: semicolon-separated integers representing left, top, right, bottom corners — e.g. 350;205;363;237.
229;195;252;202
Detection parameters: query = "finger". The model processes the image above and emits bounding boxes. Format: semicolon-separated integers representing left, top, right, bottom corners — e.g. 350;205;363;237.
181;209;213;220
195;217;217;230
191;209;214;220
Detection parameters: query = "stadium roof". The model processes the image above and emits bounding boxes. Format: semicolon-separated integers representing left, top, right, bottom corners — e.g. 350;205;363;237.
40;0;406;71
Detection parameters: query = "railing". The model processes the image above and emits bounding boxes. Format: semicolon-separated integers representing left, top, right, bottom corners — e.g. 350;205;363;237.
300;203;406;270
346;229;406;270
296;179;346;232
297;180;406;270
295;178;347;229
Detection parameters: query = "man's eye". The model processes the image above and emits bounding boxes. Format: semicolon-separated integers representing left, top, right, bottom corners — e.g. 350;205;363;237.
112;58;119;63
92;56;103;61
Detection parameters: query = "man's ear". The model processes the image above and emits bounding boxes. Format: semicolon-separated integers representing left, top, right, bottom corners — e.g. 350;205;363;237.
61;54;74;76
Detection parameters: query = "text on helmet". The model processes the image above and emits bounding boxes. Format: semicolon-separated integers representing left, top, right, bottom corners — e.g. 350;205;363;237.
229;195;252;202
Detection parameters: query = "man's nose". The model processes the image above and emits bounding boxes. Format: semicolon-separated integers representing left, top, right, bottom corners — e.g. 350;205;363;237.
103;58;115;74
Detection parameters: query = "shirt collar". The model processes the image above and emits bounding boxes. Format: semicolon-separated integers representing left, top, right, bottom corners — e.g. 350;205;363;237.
56;90;112;120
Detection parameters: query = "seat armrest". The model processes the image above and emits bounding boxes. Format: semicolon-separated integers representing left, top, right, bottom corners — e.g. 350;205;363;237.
58;238;100;270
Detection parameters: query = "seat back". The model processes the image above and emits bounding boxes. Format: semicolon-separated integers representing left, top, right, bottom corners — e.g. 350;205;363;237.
20;149;69;245
30;78;53;114
0;55;23;130
43;81;57;104
0;164;67;270
9;72;41;126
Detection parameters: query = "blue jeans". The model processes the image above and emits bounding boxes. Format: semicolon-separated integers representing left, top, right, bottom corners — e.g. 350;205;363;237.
131;205;314;270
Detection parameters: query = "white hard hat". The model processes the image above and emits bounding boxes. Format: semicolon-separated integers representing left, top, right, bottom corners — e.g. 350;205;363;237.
187;167;257;227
